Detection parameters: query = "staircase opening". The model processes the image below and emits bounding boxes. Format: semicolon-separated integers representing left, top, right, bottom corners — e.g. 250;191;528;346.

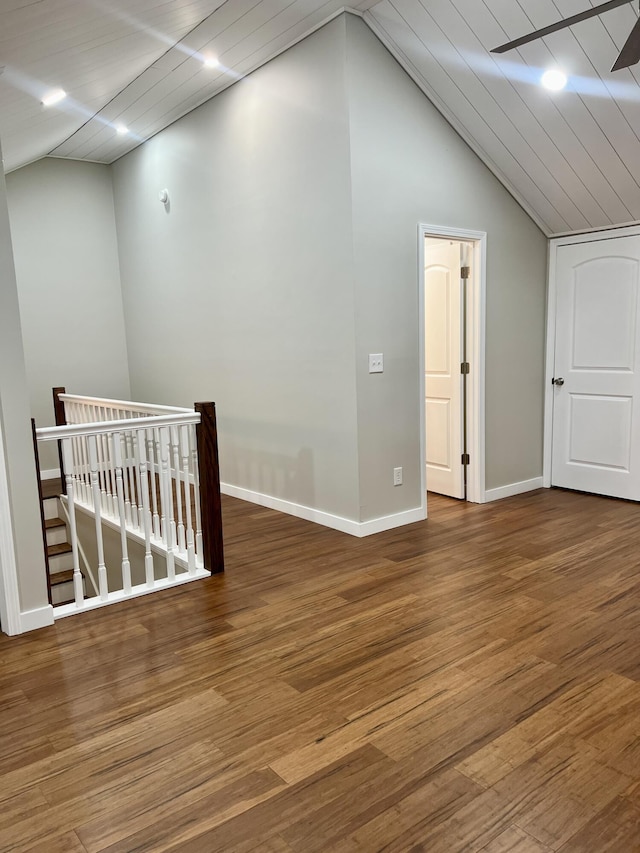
33;388;224;618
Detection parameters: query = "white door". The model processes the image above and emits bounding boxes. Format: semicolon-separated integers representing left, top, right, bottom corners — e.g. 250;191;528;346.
424;240;464;499
552;236;640;500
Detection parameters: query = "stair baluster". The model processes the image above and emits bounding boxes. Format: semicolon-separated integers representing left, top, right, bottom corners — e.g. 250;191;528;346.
112;432;132;595
159;426;176;580
135;431;155;587
124;424;139;529
61;439;84;608
191;423;203;563
181;424;196;574
146;428;160;540
170;425;185;553
88;435;108;600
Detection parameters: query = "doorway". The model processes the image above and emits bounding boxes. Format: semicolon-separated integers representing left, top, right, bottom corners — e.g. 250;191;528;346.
418;225;486;514
545;230;640;500
424;237;469;500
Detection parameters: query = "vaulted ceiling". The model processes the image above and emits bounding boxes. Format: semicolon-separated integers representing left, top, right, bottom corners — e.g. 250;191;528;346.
1;0;640;236
365;0;640;235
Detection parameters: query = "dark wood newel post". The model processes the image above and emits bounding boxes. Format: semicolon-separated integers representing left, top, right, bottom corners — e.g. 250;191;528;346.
194;402;224;573
52;386;67;495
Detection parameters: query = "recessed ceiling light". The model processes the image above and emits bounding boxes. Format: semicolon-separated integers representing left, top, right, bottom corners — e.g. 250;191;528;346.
203;55;219;68
115;124;129;135
41;88;66;106
541;69;567;91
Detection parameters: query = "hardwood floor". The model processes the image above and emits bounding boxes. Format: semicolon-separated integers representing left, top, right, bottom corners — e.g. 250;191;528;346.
2;488;640;851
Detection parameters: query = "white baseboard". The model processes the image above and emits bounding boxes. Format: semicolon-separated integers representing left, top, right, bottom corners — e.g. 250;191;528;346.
20;604;55;633
483;477;545;503
221;482;426;537
41;468;61;480
357;507;426;536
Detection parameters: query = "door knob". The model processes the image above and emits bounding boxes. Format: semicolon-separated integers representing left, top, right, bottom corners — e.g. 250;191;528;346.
553;377;565;386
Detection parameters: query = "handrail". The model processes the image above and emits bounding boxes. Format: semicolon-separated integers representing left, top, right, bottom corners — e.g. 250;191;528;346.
35;388;223;620
36;412;200;442
58;393;191;416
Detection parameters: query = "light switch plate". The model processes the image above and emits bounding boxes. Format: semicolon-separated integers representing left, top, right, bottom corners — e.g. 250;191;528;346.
369;353;383;373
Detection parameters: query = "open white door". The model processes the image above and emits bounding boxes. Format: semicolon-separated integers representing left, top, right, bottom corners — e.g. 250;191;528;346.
424;240;464;499
552;236;640;500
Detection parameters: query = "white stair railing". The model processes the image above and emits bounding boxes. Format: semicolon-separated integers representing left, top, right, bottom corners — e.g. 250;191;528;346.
36;393;220;618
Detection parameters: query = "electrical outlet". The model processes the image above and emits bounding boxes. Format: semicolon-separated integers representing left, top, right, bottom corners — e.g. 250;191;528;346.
393;467;403;486
369;353;384;374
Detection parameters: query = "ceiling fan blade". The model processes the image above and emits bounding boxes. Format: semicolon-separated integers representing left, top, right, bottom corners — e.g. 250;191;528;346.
492;0;633;54
611;15;640;69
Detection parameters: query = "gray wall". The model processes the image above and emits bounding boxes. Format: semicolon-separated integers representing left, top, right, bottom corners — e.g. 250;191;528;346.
112;17;361;522
112;13;547;523
6;13;548;538
6;158;131;468
345;16;548;512
0;143;48;620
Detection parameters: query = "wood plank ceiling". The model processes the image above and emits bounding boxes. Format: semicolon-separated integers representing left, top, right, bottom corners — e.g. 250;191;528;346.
366;0;640;235
0;0;376;173
0;0;221;171
1;0;640;235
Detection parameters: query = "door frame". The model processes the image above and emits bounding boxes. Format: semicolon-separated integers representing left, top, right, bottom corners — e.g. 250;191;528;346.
418;224;487;507
0;416;22;635
543;222;640;488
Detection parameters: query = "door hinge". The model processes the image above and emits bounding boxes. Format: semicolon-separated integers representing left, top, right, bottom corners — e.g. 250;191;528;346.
461;266;471;280
461;453;470;466
461;362;470;375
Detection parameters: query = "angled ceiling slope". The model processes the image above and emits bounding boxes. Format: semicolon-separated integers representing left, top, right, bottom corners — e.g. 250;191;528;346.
2;0;640;237
366;0;640;236
0;0;223;171
0;0;376;174
492;0;640;73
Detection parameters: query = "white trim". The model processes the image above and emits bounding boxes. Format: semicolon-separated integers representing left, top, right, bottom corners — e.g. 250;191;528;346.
58;393;191;416
36;411;199;442
357;506;426;535
41;467;61;480
543;223;640;487
484;478;545;503
418;225;486;511
221;482;425;537
0;418;22;635
53;570;210;620
543;240;557;488
19;604;54;632
550;223;640;246
468;235;487;505
550;220;640;240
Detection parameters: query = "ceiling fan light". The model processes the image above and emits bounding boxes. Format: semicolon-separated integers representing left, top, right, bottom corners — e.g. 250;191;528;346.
41;88;66;106
541;69;568;91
